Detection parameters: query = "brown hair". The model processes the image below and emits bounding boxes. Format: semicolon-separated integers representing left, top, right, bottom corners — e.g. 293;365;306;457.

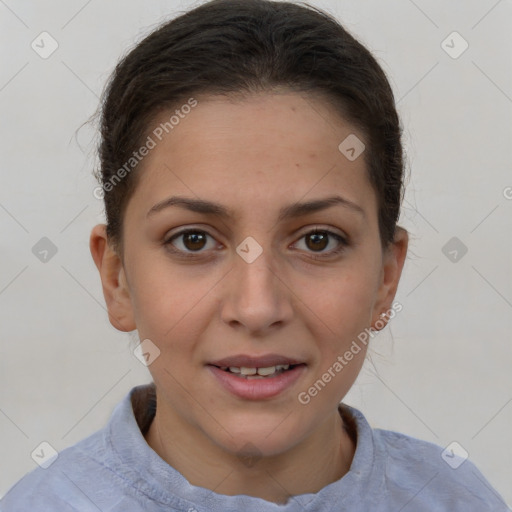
94;0;406;256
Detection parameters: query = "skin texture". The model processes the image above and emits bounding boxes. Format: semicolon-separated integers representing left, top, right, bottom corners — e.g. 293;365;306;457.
90;91;408;504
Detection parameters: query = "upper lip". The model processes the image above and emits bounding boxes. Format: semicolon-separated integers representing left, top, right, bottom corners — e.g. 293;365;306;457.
208;353;306;368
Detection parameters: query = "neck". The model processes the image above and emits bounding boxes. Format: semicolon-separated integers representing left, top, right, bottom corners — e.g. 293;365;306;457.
142;390;356;505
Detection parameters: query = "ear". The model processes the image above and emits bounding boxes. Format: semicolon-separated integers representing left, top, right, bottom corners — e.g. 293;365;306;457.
89;224;136;332
370;226;408;330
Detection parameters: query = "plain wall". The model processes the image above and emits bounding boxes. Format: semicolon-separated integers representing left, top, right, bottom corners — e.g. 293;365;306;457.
0;0;511;505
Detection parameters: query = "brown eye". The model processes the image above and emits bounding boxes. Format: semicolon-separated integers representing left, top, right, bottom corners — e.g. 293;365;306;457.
294;229;348;259
305;232;329;251
165;229;216;255
182;231;207;251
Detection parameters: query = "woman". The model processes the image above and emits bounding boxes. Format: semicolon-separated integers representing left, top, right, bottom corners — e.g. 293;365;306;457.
1;0;507;510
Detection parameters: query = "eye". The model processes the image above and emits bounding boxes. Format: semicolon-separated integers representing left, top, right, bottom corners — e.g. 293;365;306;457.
164;229;218;256
164;227;348;260
293;228;348;259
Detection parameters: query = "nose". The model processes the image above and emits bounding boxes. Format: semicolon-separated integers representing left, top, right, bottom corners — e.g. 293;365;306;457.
220;243;294;336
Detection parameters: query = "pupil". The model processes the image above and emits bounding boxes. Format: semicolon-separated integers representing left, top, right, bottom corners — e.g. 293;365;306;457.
307;232;327;251
185;232;206;251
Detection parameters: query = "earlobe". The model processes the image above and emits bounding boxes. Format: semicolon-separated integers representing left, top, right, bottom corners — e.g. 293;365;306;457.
371;227;408;330
89;224;136;332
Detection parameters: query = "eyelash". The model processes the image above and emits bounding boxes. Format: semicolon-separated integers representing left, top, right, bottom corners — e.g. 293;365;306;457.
163;228;348;260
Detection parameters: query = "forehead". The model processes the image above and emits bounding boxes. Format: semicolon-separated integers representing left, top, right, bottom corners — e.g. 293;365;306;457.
128;92;377;221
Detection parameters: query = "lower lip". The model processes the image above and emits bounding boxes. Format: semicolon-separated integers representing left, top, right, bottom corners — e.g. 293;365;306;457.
207;364;307;400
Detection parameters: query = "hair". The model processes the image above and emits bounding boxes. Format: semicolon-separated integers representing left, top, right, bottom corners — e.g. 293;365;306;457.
94;0;406;257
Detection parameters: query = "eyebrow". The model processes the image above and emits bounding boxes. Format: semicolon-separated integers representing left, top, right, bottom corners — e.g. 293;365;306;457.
146;194;366;221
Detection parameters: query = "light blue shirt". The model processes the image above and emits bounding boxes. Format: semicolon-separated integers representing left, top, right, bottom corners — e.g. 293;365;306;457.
1;383;509;511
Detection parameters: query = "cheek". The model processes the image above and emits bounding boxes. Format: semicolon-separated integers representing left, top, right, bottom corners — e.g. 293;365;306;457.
303;261;380;334
127;255;214;346
299;270;375;403
296;259;380;394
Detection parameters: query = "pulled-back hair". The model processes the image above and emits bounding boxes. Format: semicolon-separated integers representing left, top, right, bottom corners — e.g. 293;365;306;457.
95;0;405;255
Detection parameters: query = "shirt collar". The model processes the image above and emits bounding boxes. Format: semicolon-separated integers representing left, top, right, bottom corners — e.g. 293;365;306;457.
106;383;384;511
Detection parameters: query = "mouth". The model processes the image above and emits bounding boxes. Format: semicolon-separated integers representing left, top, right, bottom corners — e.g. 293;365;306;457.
209;363;305;379
206;355;308;400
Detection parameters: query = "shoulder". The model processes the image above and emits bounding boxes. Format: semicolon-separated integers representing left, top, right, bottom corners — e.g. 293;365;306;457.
1;429;113;512
373;426;509;511
1;385;158;512
0;384;154;512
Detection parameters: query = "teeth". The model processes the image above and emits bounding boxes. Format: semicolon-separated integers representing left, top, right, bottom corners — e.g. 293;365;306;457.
239;367;257;375
257;366;280;376
222;364;291;377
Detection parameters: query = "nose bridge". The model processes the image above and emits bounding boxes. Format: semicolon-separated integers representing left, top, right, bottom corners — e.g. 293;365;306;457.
235;235;280;302
221;234;292;332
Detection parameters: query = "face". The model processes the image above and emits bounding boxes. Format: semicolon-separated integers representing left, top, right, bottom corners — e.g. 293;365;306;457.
92;91;407;458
